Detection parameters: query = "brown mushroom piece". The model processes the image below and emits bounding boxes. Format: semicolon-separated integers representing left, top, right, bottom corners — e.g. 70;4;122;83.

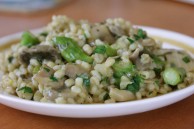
65;63;89;78
34;65;64;89
19;45;61;65
107;24;127;37
109;88;136;102
129;48;140;61
141;38;156;47
43;88;58;101
153;49;176;56
165;51;194;72
91;24;115;44
135;57;150;71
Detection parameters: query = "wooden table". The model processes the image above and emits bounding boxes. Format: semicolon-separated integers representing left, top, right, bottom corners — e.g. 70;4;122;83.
0;0;194;129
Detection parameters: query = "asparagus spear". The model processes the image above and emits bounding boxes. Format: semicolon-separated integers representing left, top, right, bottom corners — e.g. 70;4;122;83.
21;31;40;47
162;67;186;86
52;36;93;63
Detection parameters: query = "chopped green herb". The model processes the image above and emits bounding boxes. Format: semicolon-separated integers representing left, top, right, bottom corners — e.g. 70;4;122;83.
127;84;139;93
78;74;90;88
18;86;33;93
78;74;89;79
50;75;58;82
103;93;110;100
152;56;164;65
114;77;121;88
127;74;143;93
83;79;90;87
134;34;140;40
94;45;106;54
43;67;50;72
40;32;48;37
132;29;147;41
8;56;14;63
154;80;160;86
137;29;147;39
37;58;43;65
127;37;135;44
105;44;117;56
93;44;117;56
153;68;162;75
182;56;190;63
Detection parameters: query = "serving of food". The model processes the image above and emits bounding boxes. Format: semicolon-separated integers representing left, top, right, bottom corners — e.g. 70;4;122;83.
0;15;194;105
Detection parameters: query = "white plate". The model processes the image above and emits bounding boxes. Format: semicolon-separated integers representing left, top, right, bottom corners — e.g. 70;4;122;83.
0;26;194;118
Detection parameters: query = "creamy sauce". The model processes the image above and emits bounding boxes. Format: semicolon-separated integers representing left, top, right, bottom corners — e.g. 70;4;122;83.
152;36;194;54
0;39;20;51
0;37;193;54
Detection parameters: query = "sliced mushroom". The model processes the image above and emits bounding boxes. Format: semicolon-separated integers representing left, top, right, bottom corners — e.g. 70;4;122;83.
19;45;60;65
43;88;58;101
141;38;156;47
109;88;135;102
153;49;176;56
65;63;89;78
91;24;115;44
135;57;151;70
34;65;64;89
166;51;194;72
107;24;126;37
129;48;140;61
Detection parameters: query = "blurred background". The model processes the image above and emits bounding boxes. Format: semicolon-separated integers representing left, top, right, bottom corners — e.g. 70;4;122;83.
0;0;193;37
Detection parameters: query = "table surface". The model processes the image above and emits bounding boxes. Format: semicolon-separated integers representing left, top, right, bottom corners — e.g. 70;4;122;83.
0;0;194;129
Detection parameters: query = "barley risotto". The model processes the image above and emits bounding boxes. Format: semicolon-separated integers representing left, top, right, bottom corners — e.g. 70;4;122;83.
0;15;194;104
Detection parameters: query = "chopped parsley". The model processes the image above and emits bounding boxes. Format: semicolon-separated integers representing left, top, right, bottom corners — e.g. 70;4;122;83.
153;68;162;75
134;34;141;40
137;29;147;39
43;67;50;72
83;79;90;87
154;80;160;86
93;45;106;54
78;74;90;88
127;37;135;44
127;74;143;93
8;56;14;63
182;56;190;63
132;29;147;41
50;75;58;82
18;86;33;93
93;44;117;56
152;56;164;65
103;93;110;100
